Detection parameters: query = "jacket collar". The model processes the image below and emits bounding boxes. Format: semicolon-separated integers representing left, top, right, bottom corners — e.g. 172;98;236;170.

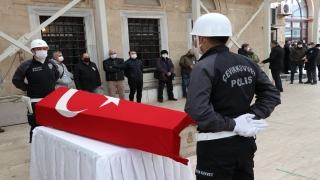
199;45;229;61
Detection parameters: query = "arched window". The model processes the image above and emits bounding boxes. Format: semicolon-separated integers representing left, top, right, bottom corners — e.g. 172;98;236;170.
285;0;308;42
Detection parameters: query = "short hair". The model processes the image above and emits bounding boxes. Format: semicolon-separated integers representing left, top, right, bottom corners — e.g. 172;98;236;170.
241;43;249;49
128;50;135;54
82;53;89;58
188;49;194;53
207;37;229;46
297;41;303;45
308;42;315;45
271;40;278;45
161;50;168;55
52;51;62;57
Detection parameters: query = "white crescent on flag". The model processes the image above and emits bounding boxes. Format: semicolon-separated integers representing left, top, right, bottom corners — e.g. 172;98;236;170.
55;89;87;118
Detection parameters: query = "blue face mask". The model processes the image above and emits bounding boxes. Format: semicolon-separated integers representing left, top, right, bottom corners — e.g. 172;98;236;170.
249;50;254;54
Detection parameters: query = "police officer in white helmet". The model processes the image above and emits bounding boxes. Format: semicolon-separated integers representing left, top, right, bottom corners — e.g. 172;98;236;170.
184;13;281;179
12;39;59;143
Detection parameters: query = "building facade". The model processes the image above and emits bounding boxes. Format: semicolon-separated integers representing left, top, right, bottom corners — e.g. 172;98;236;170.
0;0;317;99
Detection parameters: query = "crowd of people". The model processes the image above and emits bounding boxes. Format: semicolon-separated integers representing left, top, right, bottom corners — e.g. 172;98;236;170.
237;39;320;93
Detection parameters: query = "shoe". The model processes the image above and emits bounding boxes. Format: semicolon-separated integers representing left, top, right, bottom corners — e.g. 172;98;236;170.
299;81;303;84
304;81;311;84
284;72;290;74
158;99;163;103
0;127;4;133
290;82;293;84
168;98;177;101
311;83;317;85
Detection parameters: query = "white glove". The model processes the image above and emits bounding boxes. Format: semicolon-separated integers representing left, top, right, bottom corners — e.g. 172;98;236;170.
239;120;269;137
233;114;255;135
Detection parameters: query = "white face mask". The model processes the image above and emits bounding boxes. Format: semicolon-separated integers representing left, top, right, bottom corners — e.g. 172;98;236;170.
162;54;168;58
131;54;137;59
58;56;64;62
110;54;117;59
35;50;47;61
247;48;250;51
194;36;205;54
298;45;303;48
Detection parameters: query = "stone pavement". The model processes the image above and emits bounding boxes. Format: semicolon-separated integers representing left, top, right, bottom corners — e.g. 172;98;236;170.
1;80;320;180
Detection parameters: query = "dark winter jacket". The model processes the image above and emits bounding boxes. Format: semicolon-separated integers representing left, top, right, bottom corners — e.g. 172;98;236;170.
185;45;280;133
125;58;144;81
262;45;285;70
289;47;307;65
156;57;175;81
238;48;248;57
73;60;101;91
103;58;126;81
305;47;319;71
12;57;59;98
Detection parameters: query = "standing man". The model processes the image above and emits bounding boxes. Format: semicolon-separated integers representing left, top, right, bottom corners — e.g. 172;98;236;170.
185;13;280;180
73;53;101;93
179;49;197;98
52;51;73;88
303;42;319;85
12;39;59;143
238;43;249;57
261;40;285;92
289;41;307;84
156;50;177;103
125;50;143;103
283;40;291;74
103;49;126;99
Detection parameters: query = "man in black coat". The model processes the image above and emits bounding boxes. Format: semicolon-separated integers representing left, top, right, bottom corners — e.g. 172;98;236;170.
283;40;291;74
125;50;144;103
73;53;102;93
303;42;319;85
261;40;285;92
238;43;249;57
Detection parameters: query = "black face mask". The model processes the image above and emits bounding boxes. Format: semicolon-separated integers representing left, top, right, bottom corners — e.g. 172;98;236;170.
189;54;194;57
83;58;90;62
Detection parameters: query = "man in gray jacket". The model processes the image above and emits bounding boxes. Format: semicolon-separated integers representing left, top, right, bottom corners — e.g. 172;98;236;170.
52;51;73;89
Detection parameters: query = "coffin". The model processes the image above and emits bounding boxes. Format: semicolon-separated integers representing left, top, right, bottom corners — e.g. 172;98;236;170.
35;87;196;165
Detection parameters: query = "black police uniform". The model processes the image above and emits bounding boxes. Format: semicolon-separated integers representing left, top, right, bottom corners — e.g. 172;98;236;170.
12;57;59;143
185;45;281;179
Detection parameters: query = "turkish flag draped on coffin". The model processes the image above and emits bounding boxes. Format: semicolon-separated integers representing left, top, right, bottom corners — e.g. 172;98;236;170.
35;87;194;165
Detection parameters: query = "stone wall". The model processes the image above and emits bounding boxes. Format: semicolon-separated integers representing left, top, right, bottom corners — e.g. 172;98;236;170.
0;0;282;96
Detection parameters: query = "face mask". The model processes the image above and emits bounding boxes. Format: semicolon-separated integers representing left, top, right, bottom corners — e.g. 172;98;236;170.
298;45;303;48
131;54;137;59
247;48;250;51
35;50;47;60
189;54;194;57
83;58;90;63
318;47;320;50
194;36;205;54
162;54;168;58
58;56;64;62
308;46;312;49
110;54;117;59
249;50;254;54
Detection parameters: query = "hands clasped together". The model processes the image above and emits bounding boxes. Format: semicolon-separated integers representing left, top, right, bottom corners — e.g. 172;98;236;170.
233;114;268;137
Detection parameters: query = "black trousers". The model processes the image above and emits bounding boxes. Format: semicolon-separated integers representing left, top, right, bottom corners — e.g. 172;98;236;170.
196;136;257;180
28;102;39;143
158;79;174;100
307;70;317;83
128;80;143;102
283;58;291;73
271;69;283;92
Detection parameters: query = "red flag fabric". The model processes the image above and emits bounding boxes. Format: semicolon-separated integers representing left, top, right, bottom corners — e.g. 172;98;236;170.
35;87;194;165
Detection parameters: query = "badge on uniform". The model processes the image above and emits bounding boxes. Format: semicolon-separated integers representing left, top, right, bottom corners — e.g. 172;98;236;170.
92;67;96;71
48;63;53;69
